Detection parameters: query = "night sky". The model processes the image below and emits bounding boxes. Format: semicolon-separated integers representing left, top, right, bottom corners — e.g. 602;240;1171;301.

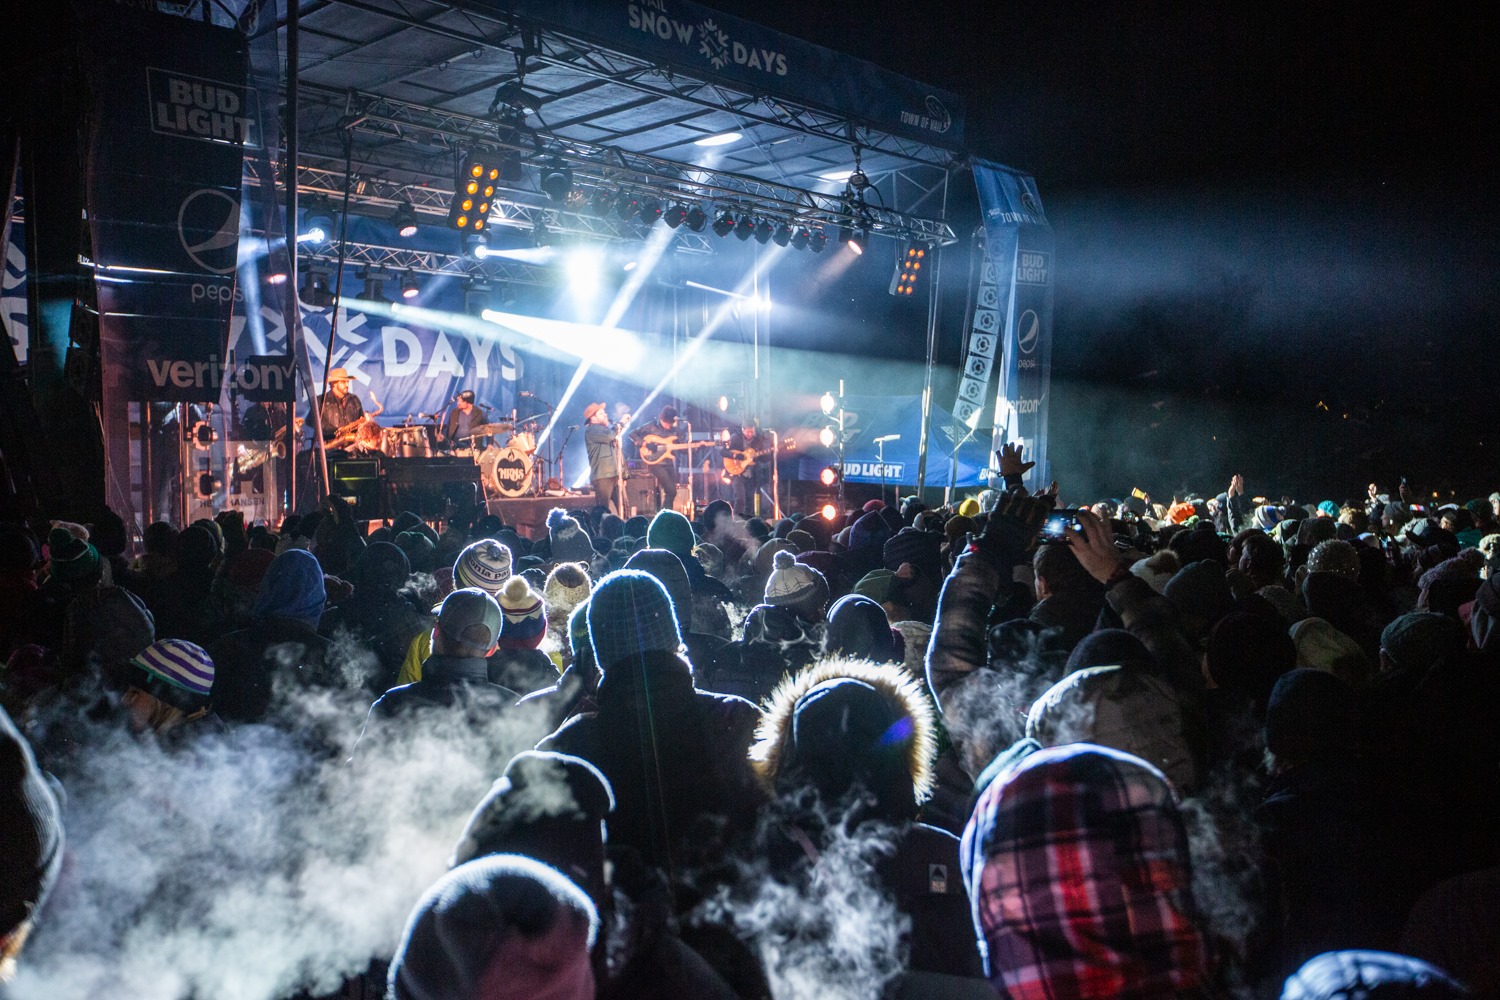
710;2;1499;504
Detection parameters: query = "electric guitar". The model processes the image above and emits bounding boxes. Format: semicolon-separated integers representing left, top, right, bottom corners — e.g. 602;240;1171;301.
722;446;764;477
637;433;713;466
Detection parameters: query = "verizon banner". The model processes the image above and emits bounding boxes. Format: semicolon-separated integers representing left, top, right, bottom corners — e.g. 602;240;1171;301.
81;5;253;402
972;161;1055;490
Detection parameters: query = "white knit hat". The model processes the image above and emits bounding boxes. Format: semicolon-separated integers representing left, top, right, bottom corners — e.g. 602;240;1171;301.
544;561;592;621
455;539;513;594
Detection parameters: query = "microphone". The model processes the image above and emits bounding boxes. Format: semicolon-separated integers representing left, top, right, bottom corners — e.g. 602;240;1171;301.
519;391;535;398
476;402;493;410
873;434;902;443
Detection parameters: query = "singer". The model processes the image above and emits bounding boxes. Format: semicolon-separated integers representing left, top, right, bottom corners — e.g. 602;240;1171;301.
583;401;627;516
436;389;488;450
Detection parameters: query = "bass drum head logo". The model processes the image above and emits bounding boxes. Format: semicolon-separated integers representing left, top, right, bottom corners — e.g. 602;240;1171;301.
1017;309;1040;354
178;188;241;275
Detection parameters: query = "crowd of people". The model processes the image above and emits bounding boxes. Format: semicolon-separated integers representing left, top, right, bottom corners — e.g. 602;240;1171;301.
2;445;1498;1000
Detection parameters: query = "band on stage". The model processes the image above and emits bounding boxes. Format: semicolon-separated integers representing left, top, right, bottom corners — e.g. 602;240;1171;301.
292;373;778;519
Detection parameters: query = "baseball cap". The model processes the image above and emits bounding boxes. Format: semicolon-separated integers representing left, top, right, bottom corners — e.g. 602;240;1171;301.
455;389;476;403
437;587;503;653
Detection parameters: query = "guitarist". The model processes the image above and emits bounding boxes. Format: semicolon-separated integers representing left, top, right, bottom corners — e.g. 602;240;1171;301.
629;404;684;513
724;418;769;515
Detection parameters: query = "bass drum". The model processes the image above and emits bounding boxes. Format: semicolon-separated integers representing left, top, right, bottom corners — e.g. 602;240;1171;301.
487;444;535;498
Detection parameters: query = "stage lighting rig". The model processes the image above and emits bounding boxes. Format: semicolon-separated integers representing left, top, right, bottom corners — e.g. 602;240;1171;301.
614;190;640;220
587;188;614;217
889;241;927;296
685;205;708;232
662;203;688;229
299;196;335;245
712;210;736;237
390;200;419;238
449;150;497;233
540;156;573;203
790;227;810;251
639;197;663;225
463;231;491;260
753;219;774;245
808;228;827;253
734;215;755;241
772;222;793;247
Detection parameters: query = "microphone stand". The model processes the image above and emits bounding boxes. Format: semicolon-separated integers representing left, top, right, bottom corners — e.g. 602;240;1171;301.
682;419;693;517
551;425;577;496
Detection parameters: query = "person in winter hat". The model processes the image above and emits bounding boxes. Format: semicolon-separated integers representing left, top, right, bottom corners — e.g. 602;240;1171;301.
388;854;598;1000
1280;951;1469;1000
1;705;63;982
317;541;428;695
397;538;514;686
490;575;556;695
1026;665;1203;793
645;509;695;560
763;548;830;623
47;524;155;687
543;562;591;628
625;547;732;683
122;639;217;736
1289;617;1373;686
963;743;1212;1000
748;659;983;978
540;570;763;874
821;593;903;664
548;509;595;565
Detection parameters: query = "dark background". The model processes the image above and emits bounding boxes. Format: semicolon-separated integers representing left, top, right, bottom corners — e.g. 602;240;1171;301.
711;2;1499;504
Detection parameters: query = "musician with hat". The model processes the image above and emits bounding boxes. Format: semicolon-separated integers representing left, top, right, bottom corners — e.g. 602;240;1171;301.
437;389;490;451
314;367;365;448
584;402;628;516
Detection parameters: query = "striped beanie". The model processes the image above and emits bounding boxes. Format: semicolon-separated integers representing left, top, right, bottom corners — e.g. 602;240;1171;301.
455;539;513;594
497;575;547;650
129;639;214;712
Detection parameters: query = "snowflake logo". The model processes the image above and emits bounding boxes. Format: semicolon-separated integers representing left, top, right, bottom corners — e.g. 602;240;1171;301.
698;19;730;70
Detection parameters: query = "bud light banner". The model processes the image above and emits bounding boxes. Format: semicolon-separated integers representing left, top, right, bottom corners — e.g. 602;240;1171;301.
972;161;1054;490
81;5;252;402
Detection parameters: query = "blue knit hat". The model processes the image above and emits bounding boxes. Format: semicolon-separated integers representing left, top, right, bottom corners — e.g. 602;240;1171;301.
586;570;682;671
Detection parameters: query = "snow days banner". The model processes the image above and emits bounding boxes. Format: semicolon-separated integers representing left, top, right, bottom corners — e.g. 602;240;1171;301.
972;160;1055;490
81;5;254;403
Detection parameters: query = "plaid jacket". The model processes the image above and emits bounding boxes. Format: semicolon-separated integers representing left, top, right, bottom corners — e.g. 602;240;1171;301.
961;743;1211;1000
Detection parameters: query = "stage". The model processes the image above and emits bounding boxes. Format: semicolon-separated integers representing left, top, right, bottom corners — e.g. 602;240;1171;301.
484;494;597;539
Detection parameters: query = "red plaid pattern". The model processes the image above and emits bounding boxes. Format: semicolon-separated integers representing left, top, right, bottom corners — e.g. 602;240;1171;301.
961;744;1211;1000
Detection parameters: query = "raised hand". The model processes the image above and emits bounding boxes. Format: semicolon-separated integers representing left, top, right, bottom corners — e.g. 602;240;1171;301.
997;441;1036;479
1066;508;1130;585
975;489;1056;563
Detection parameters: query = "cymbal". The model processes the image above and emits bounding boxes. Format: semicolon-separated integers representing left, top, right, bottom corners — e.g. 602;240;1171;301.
470;422;514;435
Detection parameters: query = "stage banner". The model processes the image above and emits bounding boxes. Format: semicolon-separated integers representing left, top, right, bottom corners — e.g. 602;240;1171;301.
2;220;24;366
972;161;1055;490
486;0;963;150
81;5;254;403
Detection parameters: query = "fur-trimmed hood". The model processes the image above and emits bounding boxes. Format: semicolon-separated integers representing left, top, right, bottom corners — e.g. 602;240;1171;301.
749;656;937;809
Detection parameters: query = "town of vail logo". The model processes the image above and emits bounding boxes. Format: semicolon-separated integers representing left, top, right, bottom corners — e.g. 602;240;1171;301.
178;188;241;276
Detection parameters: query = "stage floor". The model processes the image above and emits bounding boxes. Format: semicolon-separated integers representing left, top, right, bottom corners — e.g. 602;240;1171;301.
485;494;598;539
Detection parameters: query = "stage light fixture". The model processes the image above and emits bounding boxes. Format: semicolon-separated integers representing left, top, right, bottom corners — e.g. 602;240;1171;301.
463;279;494;316
820;392;837;415
818;466;840;487
753;219;774;244
821;503;838;521
464;231;491;260
889;241;927;296
540;157;573;203
266;270;288;285
772;223;793;247
845;225;866;255
588;189;614;217
819;426;837;448
639;197;663;225
808;228;827;253
614;190;640;220
712;210;736;237
717;394;733;412
196;470;222;499
790;227;810;251
299;197;335;244
301;268;335;308
733;215;755;241
685;205;708;232
400;270;420;299
499;156;524;183
662;203;689;229
390;200;419;238
450;151;499;231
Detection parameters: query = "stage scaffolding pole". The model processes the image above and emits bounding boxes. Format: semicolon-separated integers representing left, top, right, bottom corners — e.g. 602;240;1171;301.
914;171;951;495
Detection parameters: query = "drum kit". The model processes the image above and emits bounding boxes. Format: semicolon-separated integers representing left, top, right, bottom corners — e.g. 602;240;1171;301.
370;416;548;498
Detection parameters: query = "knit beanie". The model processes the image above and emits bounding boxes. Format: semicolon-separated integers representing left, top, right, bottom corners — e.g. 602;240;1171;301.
543;562;592;624
389;855;598;1000
786;529;817;554
1204;613;1296;711
956;497;981;518
645;509;696;560
1379;612;1465;674
822;594;901;664
852;568;898;605
1;705;64;936
396;530;437;573
1264;668;1356;763
455;539;513;594
745;517;770;542
1163;560;1235;638
586;570;682;671
764;549;829;618
1280;950;1469;1000
547;509;595;565
46;525;100;584
624;548;692;628
226;547;277;591
129;638;215;713
623;515;650;539
497;576;547;651
944;515;977;548
567;601;593;664
1289;617;1373;685
848;510;891;553
451;751;614;903
1307;539;1361;580
883;527;942;578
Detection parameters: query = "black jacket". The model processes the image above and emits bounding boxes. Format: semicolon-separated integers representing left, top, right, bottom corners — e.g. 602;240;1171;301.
208;617;334;724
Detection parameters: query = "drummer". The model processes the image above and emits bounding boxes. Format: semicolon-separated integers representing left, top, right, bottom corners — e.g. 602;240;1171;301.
436;389;488;450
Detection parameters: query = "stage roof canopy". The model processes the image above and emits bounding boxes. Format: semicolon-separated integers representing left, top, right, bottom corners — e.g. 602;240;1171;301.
235;0;966;258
